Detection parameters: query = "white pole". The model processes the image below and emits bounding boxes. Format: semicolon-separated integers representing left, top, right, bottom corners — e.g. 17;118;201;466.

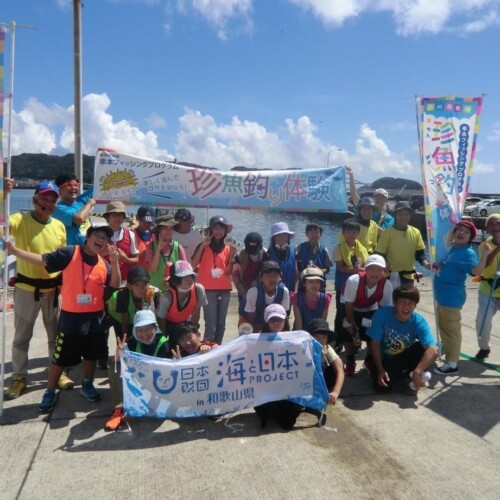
73;0;83;191
1;21;16;417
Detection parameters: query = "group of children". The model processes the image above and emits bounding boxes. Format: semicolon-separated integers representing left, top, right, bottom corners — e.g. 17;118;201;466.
6;193;498;433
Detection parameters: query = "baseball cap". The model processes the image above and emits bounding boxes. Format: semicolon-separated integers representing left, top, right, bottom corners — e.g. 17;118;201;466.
365;254;386;269
374;188;389;198
35;181;59;198
260;260;282;275
209;215;233;233
174;208;193;221
244;232;263;247
104;200;126;215
306;318;336;343
300;267;325;281
271;222;294;238
393;201;414;213
86;225;113;239
358;197;376;208
127;266;150;284
137;206;154;223
170;260;197;279
263;303;287;323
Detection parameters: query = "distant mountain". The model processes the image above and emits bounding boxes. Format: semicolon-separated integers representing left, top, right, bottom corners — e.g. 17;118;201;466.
372;177;422;190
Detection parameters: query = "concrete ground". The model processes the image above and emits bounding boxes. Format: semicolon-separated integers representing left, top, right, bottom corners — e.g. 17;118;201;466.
1;278;499;500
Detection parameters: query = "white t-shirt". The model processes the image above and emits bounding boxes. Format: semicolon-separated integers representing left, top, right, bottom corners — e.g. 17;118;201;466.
173;230;205;263
111;227;139;254
244;286;290;313
341;274;393;311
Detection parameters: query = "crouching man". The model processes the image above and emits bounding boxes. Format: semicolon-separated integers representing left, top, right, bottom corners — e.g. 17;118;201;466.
366;286;438;395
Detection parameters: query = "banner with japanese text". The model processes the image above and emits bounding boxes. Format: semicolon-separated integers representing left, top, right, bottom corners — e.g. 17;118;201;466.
94;148;347;213
417;96;483;262
121;331;329;419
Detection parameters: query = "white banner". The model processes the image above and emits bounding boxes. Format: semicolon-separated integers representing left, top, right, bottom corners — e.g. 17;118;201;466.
122;331;329;419
93;148;348;213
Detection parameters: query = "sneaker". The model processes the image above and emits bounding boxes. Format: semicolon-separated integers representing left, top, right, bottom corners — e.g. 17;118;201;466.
105;407;124;431
39;389;57;412
404;381;418;396
434;363;458;376
4;377;27;400
57;373;75;390
97;358;109;370
80;381;101;402
475;349;490;360
345;360;356;376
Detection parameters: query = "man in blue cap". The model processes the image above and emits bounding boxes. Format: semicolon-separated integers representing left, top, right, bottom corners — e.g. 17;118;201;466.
4;181;72;400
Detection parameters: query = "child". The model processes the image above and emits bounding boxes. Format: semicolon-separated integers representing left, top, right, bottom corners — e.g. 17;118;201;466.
339;254;393;376
172;208;205;263
332;218;368;336
105;310;170;430
131;206;155;270
147;215;187;291
192;215;237;344
291;267;332;330
242;260;290;332
232;232;269;315
103;201;139;281
106;265;160;341
306;318;345;405
268;222;298;292
295;223;332;290
355;197;379;255
170;321;218;358
254;304;303;429
6;225;121;412
156;260;208;349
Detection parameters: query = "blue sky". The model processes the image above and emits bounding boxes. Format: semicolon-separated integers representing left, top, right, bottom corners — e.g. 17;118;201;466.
1;0;500;192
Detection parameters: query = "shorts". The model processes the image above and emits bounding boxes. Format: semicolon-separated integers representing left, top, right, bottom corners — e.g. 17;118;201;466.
51;330;108;367
337;308;375;343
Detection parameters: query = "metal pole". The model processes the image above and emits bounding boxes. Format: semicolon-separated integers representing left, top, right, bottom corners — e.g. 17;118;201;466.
73;0;83;191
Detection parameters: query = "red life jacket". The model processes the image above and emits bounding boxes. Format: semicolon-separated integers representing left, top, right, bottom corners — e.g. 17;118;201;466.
115;227;133;279
354;272;386;308
165;286;197;323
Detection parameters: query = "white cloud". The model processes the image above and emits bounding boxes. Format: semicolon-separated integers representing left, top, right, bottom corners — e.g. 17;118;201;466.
6;94;417;179
487;121;500;142
147;113;168;129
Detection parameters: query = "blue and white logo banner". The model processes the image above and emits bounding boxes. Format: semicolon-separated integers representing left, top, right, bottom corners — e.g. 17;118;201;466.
121;331;329;419
94;148;348;213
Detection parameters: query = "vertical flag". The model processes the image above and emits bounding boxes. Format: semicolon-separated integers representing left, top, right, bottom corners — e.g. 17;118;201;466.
417;96;483;263
0;27;5;223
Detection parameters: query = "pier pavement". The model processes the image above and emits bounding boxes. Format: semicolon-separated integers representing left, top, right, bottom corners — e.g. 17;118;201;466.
0;278;499;500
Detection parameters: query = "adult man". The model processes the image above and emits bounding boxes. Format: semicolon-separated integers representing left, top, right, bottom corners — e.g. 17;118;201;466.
53;174;95;245
475;214;500;360
367;286;438;394
4;181;71;400
172;208;204;263
375;201;430;288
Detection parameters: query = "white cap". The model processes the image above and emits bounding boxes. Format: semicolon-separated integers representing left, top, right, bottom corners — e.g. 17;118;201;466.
300;267;324;281
365;254;386;269
172;260;197;278
271;222;295;239
238;323;254;335
263;303;287;323
374;188;389;198
132;310;161;344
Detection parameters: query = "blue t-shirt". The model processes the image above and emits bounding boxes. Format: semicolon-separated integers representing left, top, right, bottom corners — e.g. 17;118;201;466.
433;245;478;308
53;187;93;245
373;210;394;230
366;306;436;359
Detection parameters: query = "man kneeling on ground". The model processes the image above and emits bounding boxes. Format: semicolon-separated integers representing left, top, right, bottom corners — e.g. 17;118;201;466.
366;286;438;394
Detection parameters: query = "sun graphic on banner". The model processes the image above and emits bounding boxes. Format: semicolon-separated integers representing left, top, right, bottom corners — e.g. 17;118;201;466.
100;169;138;191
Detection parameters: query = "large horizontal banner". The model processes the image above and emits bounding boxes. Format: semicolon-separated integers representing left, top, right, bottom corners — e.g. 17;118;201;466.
121;330;329;419
417;96;483;262
93;148;348;212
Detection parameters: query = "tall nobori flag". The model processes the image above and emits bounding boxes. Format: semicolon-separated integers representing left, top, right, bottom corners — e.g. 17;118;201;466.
417;96;483;263
0;27;5;222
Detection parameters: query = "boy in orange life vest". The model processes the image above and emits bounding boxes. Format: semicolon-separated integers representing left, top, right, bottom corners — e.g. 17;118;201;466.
156;260;208;349
5;225;121;413
339;254;393;377
132;206;155;270
103;201;139;282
